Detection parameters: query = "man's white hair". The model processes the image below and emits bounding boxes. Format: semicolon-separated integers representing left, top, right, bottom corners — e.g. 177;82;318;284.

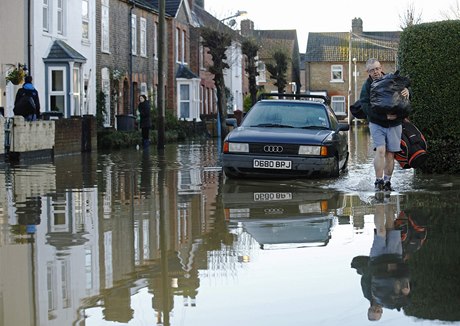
366;58;381;70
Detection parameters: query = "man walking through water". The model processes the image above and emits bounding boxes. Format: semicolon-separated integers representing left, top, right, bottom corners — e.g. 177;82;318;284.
359;58;410;191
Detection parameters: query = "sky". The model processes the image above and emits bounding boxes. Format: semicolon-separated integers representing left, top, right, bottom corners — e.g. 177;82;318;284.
204;0;457;50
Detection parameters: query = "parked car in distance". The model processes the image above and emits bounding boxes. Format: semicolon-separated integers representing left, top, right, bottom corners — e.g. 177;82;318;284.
223;94;349;179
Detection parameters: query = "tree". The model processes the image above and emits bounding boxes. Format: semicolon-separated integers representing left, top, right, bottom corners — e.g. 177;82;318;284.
266;50;288;94
399;2;423;29
200;26;232;138
242;38;260;107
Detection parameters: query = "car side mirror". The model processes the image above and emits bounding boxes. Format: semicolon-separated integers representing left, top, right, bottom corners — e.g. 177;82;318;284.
226;118;238;127
338;123;350;131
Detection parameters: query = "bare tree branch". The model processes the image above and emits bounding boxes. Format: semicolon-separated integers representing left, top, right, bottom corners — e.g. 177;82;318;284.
399;2;423;29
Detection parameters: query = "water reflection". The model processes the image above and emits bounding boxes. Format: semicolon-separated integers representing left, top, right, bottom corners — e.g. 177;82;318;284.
0;130;460;325
222;180;343;249
351;195;413;321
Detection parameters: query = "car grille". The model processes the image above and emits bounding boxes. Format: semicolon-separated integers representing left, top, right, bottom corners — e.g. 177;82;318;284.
250;143;299;155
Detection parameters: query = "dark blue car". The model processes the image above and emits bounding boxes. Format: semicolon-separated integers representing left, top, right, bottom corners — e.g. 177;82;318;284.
223;94;349;179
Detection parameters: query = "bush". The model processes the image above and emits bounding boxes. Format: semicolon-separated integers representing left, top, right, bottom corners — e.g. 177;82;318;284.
398;20;460;174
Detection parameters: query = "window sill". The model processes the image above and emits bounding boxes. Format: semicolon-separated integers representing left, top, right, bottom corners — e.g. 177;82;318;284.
330;80;344;83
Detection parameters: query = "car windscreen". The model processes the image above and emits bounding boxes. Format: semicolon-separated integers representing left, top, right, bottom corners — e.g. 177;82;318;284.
241;101;330;129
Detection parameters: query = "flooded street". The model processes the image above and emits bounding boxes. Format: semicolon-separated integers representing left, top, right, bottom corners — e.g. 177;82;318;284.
1;125;460;326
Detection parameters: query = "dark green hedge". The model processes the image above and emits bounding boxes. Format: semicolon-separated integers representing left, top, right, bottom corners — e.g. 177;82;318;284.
398;20;460;174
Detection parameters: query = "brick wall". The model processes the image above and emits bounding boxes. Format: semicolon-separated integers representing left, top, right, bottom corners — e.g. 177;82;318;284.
54;116;97;156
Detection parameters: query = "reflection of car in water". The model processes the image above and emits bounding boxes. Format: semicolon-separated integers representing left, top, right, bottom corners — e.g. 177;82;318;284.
222;180;344;249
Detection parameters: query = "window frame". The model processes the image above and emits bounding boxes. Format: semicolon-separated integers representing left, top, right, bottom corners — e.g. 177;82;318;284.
140;17;147;57
331;95;346;114
175;28;180;63
57;0;65;36
43;0;50;32
48;67;67;116
131;14;137;55
82;0;90;41
101;0;110;53
331;65;344;82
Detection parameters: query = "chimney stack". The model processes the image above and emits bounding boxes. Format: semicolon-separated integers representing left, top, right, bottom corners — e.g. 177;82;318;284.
352;17;363;34
240;19;254;37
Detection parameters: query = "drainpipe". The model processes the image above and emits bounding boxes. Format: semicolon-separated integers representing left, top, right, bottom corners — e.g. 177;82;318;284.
27;0;31;73
129;1;135;115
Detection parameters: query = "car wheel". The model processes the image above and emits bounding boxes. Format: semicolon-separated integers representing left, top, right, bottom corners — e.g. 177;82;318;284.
330;156;340;178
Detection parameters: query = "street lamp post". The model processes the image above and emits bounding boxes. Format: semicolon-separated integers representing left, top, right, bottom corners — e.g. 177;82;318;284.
352;57;357;103
220;10;248;27
347;30;352;124
352;57;358;127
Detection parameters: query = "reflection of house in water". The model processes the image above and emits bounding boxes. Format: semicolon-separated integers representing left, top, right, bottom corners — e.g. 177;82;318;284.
0;156;101;326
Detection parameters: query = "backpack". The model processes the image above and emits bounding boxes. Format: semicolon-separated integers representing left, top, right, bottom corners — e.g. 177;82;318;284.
14;92;36;117
394;210;428;255
394;120;428;169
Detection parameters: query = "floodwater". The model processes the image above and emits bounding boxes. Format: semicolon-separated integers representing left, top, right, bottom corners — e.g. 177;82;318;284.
1;125;460;326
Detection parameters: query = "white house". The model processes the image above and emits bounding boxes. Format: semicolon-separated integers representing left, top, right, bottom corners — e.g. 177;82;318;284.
0;0;96;119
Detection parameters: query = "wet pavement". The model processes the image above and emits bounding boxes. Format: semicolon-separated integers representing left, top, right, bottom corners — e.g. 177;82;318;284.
1;124;460;326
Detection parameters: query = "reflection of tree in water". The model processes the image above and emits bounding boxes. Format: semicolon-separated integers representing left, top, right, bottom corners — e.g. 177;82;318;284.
402;196;460;321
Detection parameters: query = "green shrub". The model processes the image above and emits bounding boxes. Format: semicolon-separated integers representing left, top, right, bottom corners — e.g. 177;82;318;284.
398;20;460;173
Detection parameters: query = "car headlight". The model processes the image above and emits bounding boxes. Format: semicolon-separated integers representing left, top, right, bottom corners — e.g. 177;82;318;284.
298;145;328;156
224;142;249;153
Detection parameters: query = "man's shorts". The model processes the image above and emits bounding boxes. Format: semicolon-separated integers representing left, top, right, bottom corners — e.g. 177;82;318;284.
369;122;402;152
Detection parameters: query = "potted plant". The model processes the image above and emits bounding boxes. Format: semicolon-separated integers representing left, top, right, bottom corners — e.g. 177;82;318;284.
5;66;25;85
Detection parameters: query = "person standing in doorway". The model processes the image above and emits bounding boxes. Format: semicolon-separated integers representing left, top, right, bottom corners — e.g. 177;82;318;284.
14;75;41;121
359;58;410;191
138;95;151;148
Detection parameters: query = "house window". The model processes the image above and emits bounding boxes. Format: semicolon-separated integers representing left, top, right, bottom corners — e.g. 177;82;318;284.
181;30;186;63
331;65;343;82
131;14;137;55
82;0;89;41
72;67;81;115
179;84;190;119
57;0;65;36
49;67;67;116
331;96;345;114
153;22;158;59
256;61;266;83
175;28;180;63
199;43;205;69
140;18;147;57
101;67;111;127
101;0;109;53
140;83;147;96
43;0;50;32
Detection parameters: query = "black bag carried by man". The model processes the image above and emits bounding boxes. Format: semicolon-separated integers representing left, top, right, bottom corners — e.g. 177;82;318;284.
370;71;411;115
394;120;428;169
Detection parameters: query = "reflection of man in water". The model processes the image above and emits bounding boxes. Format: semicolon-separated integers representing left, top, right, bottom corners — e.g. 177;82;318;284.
352;200;410;321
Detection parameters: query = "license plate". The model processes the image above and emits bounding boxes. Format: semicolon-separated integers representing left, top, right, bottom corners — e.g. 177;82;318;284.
254;192;293;201
253;159;292;169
